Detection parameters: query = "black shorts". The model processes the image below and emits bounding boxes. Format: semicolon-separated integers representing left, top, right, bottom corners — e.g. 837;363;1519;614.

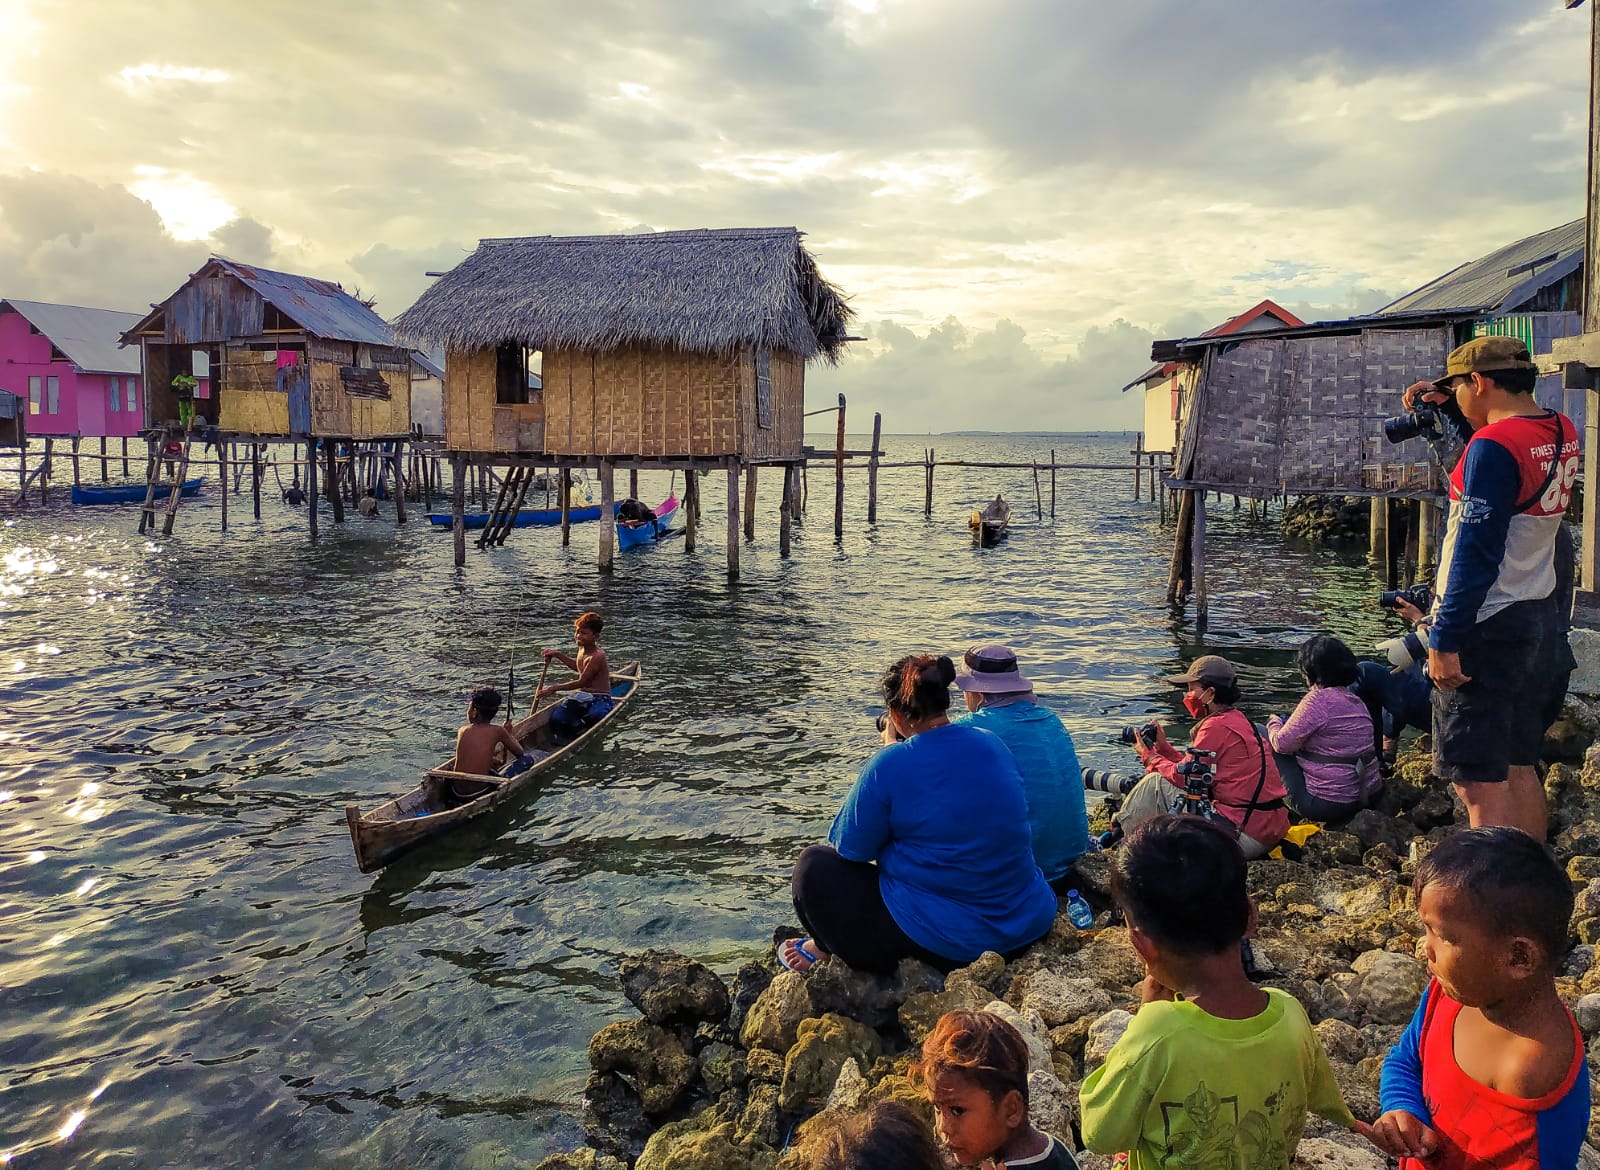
1432;597;1558;784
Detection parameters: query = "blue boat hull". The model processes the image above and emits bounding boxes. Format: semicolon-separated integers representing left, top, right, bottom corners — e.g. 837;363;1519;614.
72;478;203;506
617;495;681;549
425;505;603;530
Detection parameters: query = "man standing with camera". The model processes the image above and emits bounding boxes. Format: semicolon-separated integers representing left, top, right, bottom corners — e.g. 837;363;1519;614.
1404;336;1579;838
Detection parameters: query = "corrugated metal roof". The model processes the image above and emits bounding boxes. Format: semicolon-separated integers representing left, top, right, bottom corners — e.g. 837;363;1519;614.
211;257;396;346
1377;219;1585;316
1;299;143;373
412;348;445;380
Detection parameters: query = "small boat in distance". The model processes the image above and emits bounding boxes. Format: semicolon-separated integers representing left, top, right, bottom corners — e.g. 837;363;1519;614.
73;478;203;506
345;662;642;872
970;494;1011;545
617;494;680;550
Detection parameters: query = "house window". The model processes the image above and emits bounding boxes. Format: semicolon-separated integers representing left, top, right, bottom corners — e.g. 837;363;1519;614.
46;376;59;413
109;377;121;412
127;379;138;412
755;350;773;429
28;375;40;415
495;343;541;405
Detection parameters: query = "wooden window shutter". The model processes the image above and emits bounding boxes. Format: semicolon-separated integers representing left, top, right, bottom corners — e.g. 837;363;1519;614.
755;349;773;429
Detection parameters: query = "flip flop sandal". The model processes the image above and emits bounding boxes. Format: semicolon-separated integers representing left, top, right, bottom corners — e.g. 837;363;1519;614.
777;937;821;973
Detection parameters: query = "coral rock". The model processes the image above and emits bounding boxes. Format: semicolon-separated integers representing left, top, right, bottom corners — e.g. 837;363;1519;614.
1083;1009;1133;1072
899;978;995;1045
588;1020;699;1115
535;1152;628;1170
1014;969;1114;1028
779;1013;882;1112
1313;1018;1367;1066
1291;1136;1388;1169
739;971;815;1054
1352;950;1428;1026
636;1117;777;1170
621;949;732;1026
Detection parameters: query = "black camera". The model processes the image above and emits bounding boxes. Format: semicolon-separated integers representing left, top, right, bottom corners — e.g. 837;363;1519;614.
1379;584;1433;613
875;711;904;743
1381;402;1439;445
1082;767;1138;795
1119;722;1160;748
1168;749;1218;819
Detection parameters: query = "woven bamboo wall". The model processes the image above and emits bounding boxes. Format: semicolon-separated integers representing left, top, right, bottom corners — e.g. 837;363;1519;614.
537;346;745;457
1186;328;1447;493
739;349;804;460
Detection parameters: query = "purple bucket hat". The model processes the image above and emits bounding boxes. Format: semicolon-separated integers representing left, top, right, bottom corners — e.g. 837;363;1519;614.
953;644;1034;694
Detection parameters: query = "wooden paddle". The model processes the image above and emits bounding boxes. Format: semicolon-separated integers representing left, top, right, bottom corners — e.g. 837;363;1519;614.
530;654;554;718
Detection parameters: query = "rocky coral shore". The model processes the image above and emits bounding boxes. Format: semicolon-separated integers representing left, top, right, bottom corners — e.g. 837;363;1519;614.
1281;495;1372;543
535;741;1600;1170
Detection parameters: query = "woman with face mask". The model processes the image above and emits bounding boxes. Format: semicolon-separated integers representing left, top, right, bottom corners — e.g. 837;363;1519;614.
1112;655;1289;859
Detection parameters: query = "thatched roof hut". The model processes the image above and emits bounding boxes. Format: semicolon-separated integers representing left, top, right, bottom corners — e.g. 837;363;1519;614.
396;227;853;460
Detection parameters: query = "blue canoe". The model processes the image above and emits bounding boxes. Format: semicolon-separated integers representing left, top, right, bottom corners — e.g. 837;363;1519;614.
73;478;203;506
617;494;682;550
425;504;603;530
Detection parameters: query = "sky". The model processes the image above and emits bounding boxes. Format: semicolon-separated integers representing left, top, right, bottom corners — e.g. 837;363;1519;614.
0;0;1590;431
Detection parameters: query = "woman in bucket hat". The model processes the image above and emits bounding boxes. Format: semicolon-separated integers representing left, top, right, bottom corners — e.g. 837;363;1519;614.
953;645;1091;887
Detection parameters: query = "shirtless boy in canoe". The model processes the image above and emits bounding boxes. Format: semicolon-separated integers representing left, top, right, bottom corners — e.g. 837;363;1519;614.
447;687;525;803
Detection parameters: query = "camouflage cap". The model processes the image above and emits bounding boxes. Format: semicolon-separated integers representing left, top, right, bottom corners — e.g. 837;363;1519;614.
1431;335;1539;389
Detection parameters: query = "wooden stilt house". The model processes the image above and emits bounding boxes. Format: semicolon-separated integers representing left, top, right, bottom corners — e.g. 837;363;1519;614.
395;226;853;574
120;257;425;534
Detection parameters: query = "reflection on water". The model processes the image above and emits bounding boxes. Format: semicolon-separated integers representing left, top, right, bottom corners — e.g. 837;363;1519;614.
0;434;1402;1167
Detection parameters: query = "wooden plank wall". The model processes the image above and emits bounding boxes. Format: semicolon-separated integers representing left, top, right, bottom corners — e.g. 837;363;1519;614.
305;339;412;437
219;349;289;433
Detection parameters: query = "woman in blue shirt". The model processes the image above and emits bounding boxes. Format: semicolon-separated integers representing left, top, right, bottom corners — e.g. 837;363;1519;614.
784;653;1059;974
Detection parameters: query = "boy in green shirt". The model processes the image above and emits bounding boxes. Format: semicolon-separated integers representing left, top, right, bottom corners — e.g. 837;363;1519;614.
1079;815;1357;1169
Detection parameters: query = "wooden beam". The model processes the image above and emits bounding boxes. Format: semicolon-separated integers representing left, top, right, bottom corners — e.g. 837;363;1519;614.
743;463;757;541
598;460;615;573
727;461;741;580
867;412;881;524
451;455;466;566
780;463;794;558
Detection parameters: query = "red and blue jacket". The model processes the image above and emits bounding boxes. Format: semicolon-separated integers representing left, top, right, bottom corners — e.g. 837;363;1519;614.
1431;410;1579;653
1379;979;1590;1169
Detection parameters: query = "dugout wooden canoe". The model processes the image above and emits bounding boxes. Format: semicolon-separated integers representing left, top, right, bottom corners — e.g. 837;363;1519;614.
344;662;641;872
969;494;1011;545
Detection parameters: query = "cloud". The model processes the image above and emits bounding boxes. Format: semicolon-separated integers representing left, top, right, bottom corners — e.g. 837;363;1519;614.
0;1;1588;430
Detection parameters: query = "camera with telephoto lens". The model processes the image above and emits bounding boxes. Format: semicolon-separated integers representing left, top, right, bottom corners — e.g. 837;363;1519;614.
874;711;904;743
1379;584;1433;613
1082;767;1138;795
1381;402;1440;445
1119;721;1160;748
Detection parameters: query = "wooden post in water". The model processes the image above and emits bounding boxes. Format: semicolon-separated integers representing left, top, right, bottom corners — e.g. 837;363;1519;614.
800;461;808;513
99;437;107;482
1166;490;1195;602
629;467;639;500
1050;448;1057;519
219;442;229;531
560;468;572;546
392;445;408;524
780;463;794;557
451;455;466;566
1369;494;1388;567
121;437;130;477
598;460;615;573
726;461;741;579
71;433;81;487
867;412;882;524
1032;461;1043;519
1133;432;1143;500
251;443;262;519
1417;499;1437;577
41;438;50;505
17;440;26;504
833;393;846;543
684;467;698;552
924;448;934;517
306;439;320;540
744;463;757;540
1193;489;1209;629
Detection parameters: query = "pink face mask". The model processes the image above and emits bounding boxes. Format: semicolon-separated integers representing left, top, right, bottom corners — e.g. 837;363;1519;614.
1182;690;1208;719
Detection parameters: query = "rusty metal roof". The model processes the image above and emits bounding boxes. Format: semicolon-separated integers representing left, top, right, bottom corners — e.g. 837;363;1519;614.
1;299;144;373
209;258;396;346
1376;219;1585;315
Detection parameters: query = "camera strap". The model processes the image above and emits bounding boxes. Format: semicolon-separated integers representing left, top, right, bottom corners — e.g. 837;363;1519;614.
1512;412;1564;515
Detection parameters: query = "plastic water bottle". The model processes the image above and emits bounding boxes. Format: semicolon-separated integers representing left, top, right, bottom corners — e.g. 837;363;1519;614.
1064;889;1095;930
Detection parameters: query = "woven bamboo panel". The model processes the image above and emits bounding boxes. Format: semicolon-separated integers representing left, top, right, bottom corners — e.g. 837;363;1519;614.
311;359;350;435
641;354;668;456
444;346;471;449
775;349;804;457
224;349;277;394
219;389;289;434
569;351;595;456
662;351;691;453
468;348;496;452
613;348;643;455
1187;330;1444;493
542;350;570;452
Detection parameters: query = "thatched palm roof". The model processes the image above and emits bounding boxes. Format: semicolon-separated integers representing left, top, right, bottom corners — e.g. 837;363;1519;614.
394;227;853;362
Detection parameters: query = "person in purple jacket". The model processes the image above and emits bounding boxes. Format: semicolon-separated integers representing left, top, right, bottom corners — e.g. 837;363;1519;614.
1267;635;1383;823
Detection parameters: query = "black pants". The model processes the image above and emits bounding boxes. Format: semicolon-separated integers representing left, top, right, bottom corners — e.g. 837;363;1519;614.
790;844;949;974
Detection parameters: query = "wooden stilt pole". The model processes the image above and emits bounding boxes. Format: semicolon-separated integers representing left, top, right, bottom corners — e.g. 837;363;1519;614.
867;411;882;524
1133;432;1143;500
1032;460;1043;519
800;460;808;513
1370;493;1389;568
219;441;229;531
1166;489;1195;602
780;463;794;557
598;460;615;573
924;448;934;517
629;467;639;500
560;468;572;547
1194;489;1209;630
99;437;107;483
71;433;81;487
122;437;130;477
744;463;757;540
727;461;741;579
392;444;408;524
451;455;466;566
1418;499;1437;577
833;393;846;543
251;443;262;519
41;438;50;505
684;468;698;553
306;440;320;540
1050;448;1057;519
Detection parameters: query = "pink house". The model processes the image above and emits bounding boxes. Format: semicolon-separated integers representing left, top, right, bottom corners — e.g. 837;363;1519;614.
0;299;146;438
